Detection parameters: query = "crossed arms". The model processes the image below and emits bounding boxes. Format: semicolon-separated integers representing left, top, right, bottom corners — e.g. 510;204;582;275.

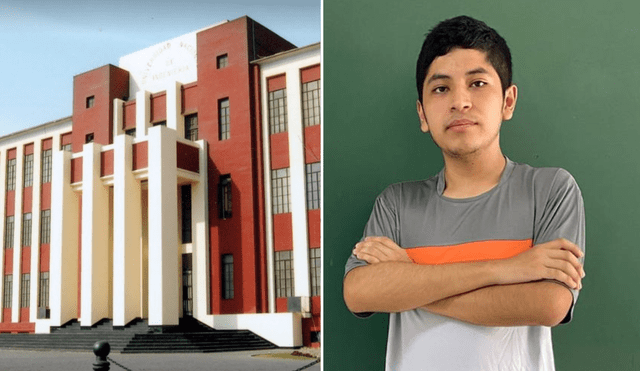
343;237;585;327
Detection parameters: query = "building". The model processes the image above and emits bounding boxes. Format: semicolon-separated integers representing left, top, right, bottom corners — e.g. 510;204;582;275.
0;16;321;348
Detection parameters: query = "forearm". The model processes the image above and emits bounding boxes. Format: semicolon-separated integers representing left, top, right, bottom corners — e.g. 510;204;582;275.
343;260;502;314
423;280;573;327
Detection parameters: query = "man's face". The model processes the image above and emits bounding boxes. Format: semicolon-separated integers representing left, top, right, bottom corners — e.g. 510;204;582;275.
417;48;517;159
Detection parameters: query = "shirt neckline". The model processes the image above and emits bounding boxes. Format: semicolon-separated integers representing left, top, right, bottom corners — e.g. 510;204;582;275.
436;156;515;203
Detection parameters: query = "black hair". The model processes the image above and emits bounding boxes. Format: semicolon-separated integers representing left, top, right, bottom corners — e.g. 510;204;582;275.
416;15;512;103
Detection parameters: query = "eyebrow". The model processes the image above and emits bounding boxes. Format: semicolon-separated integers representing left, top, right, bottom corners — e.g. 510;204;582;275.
426;67;490;85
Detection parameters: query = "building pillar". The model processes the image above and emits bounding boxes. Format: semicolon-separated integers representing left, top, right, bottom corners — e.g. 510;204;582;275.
12;145;24;322
147;125;179;326
166;81;184;136
113;135;142;326
29;140;42;321
113;98;125;138
80;143;110;326
136;91;150;138
0;149;5;323
49;150;79;327
192;140;210;321
286;72;311;299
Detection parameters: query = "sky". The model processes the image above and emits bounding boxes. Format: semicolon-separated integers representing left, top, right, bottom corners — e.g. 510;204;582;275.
0;0;321;136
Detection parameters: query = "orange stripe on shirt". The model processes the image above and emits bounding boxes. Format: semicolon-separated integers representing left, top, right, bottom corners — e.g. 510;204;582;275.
406;239;533;265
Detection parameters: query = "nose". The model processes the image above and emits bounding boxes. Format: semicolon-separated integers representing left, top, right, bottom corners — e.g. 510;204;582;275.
450;87;472;112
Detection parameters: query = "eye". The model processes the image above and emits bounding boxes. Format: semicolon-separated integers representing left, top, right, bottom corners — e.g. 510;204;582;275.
432;86;448;94
471;81;487;88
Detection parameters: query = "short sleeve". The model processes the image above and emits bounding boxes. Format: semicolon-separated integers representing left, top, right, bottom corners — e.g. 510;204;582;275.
344;186;399;318
533;169;586;324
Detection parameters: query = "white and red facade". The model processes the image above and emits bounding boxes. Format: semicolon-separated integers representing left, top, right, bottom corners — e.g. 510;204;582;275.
0;16;321;348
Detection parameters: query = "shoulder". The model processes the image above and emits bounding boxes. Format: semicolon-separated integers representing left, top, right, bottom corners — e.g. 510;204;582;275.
511;161;580;190
377;176;439;205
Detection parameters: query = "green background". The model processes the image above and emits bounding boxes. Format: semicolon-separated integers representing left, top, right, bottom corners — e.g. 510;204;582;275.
323;0;640;369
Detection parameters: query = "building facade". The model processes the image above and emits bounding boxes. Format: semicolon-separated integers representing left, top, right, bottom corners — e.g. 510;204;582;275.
0;16;321;348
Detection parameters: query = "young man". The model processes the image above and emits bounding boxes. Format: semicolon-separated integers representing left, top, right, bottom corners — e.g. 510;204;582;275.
343;16;585;370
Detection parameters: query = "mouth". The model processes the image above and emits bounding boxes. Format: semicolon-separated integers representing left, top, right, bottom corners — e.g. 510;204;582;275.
446;119;476;131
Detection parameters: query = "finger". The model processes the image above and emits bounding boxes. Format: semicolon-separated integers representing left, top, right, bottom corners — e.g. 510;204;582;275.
365;236;401;250
356;242;393;261
555;238;584;259
544;267;579;289
549;249;585;278
544;259;582;287
356;252;380;264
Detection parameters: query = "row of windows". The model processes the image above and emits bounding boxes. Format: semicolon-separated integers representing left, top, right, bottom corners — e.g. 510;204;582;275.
271;163;321;214
5;149;53;191
268;78;321;135
2;272;49;311
4;210;51;249
274;248;321;298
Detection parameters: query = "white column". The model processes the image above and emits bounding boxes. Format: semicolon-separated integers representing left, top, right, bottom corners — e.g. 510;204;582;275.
29;141;42;321
0;149;5;323
166;81;184;136
136;91;150;138
49;149;79;327
192;140;210;321
113;98;125;138
286;72;310;299
12;146;24;322
261;76;276;314
147;125;180;326
80;143;110;326
113;134;142;326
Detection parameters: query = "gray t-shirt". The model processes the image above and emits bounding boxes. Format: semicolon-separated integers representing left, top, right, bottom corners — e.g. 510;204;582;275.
345;158;585;371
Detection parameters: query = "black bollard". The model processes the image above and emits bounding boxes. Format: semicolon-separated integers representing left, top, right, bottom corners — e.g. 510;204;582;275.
93;340;111;371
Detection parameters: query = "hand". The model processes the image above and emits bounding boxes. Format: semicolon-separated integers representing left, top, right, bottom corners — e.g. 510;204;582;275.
353;236;413;264
496;238;585;289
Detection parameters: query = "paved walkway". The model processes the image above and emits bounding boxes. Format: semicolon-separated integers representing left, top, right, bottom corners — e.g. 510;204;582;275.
0;348;321;371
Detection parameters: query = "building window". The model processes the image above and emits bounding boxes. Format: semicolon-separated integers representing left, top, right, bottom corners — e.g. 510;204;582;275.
218;175;232;219
41;149;52;184
182;254;193;316
275;250;294;298
309;248;321;296
86;96;94;108
85;133;94;144
22;213;32;247
40;210;51;245
302;79;321;127
39;272;49;312
3;275;12;309
20;273;30;308
268;88;288;134
305;162;321;210
221;254;234;299
218;99;230;140
181;185;192;244
4;216;14;249
271;168;290;214
61;144;72;152
217;54;228;69
23;153;34;188
153;121;166;127
185;113;198;141
6;158;16;191
125;128;136;137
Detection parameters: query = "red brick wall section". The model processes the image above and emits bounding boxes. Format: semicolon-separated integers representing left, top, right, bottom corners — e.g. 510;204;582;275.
304;125;321;164
300;64;320;83
132;142;148;170
60;132;72;148
6;191;15;216
267;74;286;92
4;249;13;276
24;143;34;155
40;182;51;210
176;143;199;173
273;213;293;251
123;101;136;130
70;158;83;183
150;92;167;123
182;83;199;114
21;247;30;273
270;133;290;169
100;150;114;177
307;210;321;248
42;138;53;151
22;188;32;214
39;245;50;272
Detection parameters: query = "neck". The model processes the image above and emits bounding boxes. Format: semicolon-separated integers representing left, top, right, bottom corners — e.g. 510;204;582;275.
441;148;507;199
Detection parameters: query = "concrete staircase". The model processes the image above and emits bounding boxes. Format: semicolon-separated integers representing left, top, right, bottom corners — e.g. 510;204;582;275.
0;317;276;353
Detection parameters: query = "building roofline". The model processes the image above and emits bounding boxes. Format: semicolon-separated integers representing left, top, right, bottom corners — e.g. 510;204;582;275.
251;42;320;65
0;116;72;144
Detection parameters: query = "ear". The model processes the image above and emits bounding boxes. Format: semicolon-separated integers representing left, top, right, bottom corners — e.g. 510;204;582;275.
502;84;518;121
417;100;429;133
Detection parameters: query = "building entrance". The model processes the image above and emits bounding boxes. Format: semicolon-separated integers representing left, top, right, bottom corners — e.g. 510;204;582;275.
182;254;193;317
